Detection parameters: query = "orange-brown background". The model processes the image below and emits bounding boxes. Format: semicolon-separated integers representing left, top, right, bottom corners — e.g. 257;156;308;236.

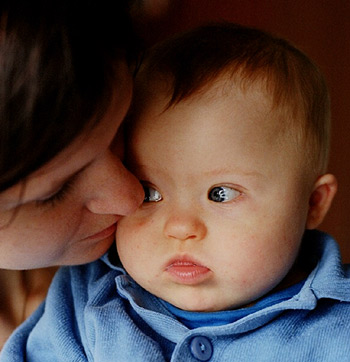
138;0;350;261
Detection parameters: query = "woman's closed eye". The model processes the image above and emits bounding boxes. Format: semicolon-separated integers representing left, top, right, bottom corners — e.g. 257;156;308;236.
142;184;162;203
208;185;240;203
36;178;76;207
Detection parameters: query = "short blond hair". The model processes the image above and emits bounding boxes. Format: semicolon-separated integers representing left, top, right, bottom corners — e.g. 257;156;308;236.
136;22;330;176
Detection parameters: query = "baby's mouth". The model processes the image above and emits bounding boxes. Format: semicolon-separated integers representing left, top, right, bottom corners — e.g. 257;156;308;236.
165;258;211;284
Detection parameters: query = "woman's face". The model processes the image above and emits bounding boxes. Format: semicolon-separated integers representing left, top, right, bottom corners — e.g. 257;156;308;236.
0;62;144;269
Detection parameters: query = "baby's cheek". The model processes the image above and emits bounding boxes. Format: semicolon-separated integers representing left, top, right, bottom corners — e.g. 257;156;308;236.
129;214;156;234
116;215;156;253
117;215;141;235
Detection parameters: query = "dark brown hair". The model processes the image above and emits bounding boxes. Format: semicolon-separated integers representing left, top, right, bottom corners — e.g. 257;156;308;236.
136;23;330;175
0;0;139;192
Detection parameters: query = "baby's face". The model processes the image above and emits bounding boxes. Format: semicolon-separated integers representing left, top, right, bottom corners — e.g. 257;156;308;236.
117;79;312;312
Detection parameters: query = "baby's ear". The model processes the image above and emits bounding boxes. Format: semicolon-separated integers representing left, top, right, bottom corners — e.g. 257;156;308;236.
306;174;337;230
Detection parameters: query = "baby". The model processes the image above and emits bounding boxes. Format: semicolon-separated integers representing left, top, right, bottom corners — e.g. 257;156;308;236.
117;23;337;315
3;23;350;362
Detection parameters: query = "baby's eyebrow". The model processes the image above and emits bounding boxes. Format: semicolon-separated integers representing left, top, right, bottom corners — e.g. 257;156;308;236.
203;167;264;179
128;163;162;175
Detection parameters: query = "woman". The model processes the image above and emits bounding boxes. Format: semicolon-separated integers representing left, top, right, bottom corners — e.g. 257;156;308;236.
0;0;144;347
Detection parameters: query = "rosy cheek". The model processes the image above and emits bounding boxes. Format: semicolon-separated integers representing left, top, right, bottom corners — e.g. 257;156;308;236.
134;216;152;228
118;215;155;244
134;214;159;232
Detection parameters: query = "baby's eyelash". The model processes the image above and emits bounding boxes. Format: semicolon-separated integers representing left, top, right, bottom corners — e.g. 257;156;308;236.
36;178;76;207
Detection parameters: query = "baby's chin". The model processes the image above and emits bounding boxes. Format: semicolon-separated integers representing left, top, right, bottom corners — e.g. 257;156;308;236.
164;296;235;313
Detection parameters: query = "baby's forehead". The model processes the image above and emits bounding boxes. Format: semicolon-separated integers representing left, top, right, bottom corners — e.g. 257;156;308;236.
144;68;283;110
135;71;298;139
137;74;297;143
130;71;317;180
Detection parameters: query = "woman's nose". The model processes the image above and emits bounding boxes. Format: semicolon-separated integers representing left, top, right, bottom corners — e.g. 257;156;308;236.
84;151;144;216
163;212;207;242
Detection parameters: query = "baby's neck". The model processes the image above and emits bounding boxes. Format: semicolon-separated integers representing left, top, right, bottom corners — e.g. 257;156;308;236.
251;253;311;309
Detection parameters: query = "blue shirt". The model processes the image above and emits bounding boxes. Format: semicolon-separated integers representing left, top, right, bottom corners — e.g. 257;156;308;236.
2;230;350;362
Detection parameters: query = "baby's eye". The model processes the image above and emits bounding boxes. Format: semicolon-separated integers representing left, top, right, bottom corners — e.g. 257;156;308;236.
208;186;240;203
143;185;163;203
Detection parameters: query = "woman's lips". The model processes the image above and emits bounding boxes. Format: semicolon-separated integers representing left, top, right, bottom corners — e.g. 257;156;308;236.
84;223;117;240
165;258;211;285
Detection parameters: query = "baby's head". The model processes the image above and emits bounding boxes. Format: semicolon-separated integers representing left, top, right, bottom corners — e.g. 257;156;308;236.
117;23;337;312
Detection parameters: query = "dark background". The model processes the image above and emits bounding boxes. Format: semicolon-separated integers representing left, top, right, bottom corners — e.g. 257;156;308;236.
137;0;350;261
